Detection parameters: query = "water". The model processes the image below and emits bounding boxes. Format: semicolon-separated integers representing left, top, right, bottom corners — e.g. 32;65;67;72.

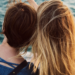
0;0;75;43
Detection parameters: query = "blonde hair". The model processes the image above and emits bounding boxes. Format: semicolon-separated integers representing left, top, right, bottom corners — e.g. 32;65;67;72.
32;0;75;75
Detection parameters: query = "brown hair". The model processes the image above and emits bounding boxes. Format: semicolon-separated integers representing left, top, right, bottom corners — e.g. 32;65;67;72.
32;0;75;75
3;2;37;48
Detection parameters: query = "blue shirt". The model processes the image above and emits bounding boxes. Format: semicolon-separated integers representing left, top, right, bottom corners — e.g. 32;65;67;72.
0;58;38;75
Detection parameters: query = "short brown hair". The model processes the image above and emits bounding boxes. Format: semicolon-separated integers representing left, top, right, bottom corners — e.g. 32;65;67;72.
3;3;37;48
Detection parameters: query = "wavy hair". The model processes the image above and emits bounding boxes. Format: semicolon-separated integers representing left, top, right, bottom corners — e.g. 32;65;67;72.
32;0;75;75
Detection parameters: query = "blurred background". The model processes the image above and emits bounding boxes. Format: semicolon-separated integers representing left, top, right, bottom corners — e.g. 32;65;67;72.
0;0;75;50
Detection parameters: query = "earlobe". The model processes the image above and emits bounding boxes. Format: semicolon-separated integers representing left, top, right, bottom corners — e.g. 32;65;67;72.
2;27;5;33
3;29;5;33
2;25;5;33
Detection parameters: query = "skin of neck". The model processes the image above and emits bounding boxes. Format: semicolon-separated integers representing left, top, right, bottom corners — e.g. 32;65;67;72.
2;35;18;55
0;35;25;64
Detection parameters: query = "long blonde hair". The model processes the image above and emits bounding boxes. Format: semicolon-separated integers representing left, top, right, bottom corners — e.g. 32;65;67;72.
32;0;75;75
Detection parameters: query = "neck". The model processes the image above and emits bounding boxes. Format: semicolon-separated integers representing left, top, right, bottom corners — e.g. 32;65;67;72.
1;36;18;55
0;36;24;64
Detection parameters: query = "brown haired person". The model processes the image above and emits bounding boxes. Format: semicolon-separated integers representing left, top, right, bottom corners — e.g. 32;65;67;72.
28;0;75;75
0;1;38;75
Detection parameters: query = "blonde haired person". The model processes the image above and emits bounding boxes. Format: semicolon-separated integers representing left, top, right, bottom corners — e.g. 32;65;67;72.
27;0;75;75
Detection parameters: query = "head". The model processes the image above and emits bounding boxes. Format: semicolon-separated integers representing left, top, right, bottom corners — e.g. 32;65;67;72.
33;0;75;75
3;2;37;49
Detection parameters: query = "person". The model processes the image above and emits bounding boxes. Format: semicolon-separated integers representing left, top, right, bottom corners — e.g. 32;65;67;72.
27;0;75;75
0;1;38;75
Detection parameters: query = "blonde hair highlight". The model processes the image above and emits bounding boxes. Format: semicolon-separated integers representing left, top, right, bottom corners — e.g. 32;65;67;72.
32;0;75;75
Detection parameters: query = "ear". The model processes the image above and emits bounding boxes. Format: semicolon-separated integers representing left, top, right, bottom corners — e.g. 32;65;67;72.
3;29;5;33
2;22;5;33
2;25;5;33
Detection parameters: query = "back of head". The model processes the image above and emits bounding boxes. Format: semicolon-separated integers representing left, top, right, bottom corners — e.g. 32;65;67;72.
33;0;75;75
3;2;37;48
